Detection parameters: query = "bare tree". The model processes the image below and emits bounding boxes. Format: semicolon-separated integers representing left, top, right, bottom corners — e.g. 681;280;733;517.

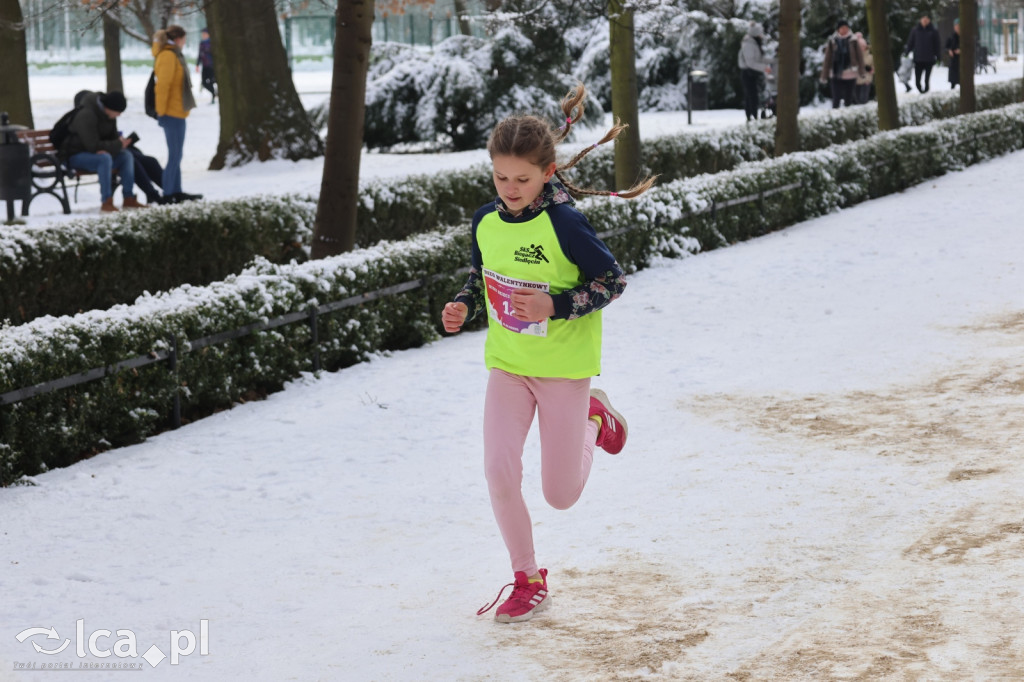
774;0;801;155
609;0;641;189
0;0;33;127
205;0;324;168
959;0;978;113
311;0;375;258
866;0;899;130
78;0;191;44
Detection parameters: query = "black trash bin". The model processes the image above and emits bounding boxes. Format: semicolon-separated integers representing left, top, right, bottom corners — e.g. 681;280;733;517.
690;78;708;111
0;112;31;222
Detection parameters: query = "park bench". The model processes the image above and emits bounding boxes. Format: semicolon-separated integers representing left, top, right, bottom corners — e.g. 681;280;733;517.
15;129;116;216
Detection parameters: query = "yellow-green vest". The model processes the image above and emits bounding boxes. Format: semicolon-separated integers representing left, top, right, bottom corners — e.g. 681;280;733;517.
477;209;602;379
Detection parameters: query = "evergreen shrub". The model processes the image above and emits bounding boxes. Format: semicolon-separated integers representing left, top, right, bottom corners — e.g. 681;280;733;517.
3;82;1019;326
0;197;314;324
3;102;1023;485
356;80;1022;245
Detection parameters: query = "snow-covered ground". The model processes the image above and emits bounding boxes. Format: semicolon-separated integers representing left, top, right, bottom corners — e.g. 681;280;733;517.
2;63;1024;680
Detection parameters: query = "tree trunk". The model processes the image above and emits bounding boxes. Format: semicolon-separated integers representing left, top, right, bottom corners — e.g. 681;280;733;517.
103;14;124;95
866;0;899;130
205;0;324;169
773;0;801;156
311;0;374;258
959;0;978;114
453;0;471;36
608;0;641;190
0;0;33;128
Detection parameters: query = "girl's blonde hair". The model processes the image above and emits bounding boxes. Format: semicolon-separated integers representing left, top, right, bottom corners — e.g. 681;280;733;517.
485;83;656;199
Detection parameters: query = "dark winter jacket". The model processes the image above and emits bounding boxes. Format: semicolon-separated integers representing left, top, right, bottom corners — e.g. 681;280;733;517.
60;91;123;159
905;23;942;64
947;32;961;85
197;38;214;69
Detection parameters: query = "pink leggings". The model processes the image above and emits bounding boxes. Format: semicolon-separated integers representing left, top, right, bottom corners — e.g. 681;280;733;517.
483;368;600;577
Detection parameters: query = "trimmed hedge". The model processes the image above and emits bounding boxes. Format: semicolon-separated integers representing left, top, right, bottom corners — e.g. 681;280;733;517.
0;231;469;485
357;80;1024;243
0;196;315;324
3;102;1023;486
4;81;1019;324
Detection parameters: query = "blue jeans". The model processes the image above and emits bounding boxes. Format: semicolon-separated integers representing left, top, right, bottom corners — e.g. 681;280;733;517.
158;115;186;196
67;150;136;202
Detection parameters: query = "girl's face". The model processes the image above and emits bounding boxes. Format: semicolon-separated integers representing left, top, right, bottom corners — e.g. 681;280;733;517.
492;155;556;216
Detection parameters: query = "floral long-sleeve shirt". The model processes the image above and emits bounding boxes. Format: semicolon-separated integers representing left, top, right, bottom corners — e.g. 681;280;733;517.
454;180;627;321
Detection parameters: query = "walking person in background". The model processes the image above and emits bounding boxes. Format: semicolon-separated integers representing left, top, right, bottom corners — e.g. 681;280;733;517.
196;27;217;104
947;20;961;89
442;84;653;624
152;25;202;204
59;90;147;213
738;21;773;123
854;32;874;104
904;15;942;93
820;20;866;109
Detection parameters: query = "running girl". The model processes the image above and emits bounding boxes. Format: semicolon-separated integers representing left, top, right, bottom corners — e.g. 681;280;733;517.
442;84;655;623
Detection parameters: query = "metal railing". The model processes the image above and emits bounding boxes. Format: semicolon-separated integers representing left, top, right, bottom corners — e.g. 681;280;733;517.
0;271;465;428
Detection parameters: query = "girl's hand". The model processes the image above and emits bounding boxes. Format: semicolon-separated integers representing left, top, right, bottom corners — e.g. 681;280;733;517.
442;302;468;333
510;289;554;322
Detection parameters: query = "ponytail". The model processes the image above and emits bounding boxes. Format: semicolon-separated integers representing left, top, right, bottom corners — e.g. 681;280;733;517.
552;83;657;200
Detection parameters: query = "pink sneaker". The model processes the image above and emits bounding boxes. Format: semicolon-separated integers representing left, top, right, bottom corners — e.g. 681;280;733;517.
477;569;550;623
589;388;627;454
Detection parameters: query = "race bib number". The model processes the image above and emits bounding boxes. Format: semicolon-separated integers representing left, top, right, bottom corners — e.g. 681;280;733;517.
482;268;549;337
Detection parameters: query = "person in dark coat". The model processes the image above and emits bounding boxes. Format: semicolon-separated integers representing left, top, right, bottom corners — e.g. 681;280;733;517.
195;27;216;103
947;21;961;89
73;89;167;205
904;15;942;93
60;91;146;213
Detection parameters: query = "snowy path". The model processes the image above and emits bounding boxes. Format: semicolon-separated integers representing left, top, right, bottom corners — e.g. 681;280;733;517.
3;150;1024;680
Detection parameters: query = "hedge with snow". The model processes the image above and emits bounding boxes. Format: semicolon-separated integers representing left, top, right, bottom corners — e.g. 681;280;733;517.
2;102;1023;485
3;80;1019;327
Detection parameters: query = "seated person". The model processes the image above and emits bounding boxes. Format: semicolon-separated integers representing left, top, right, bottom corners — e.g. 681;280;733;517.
68;91;203;207
60;91;147;213
127;142;165;205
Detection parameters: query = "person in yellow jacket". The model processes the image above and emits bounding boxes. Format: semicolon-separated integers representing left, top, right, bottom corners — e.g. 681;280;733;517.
152;25;197;202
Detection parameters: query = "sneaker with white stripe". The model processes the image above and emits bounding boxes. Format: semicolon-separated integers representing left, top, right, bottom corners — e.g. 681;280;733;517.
590;388;628;455
477;569;550;623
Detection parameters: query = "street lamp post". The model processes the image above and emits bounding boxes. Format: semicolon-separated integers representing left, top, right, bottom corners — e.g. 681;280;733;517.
687;69;708;125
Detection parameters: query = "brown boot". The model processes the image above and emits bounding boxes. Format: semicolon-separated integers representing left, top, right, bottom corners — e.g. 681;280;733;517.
101;198;118;213
122;196;148;209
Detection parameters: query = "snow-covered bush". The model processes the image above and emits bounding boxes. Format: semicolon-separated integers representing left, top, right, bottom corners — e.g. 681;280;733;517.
0;227;471;485
356;80;1021;247
2;83;1018;332
0;196;315;325
364;24;600;152
4;102;1023;485
564;8;711;113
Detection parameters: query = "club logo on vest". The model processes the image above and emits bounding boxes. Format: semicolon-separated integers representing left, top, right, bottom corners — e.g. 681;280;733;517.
514;244;549;265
